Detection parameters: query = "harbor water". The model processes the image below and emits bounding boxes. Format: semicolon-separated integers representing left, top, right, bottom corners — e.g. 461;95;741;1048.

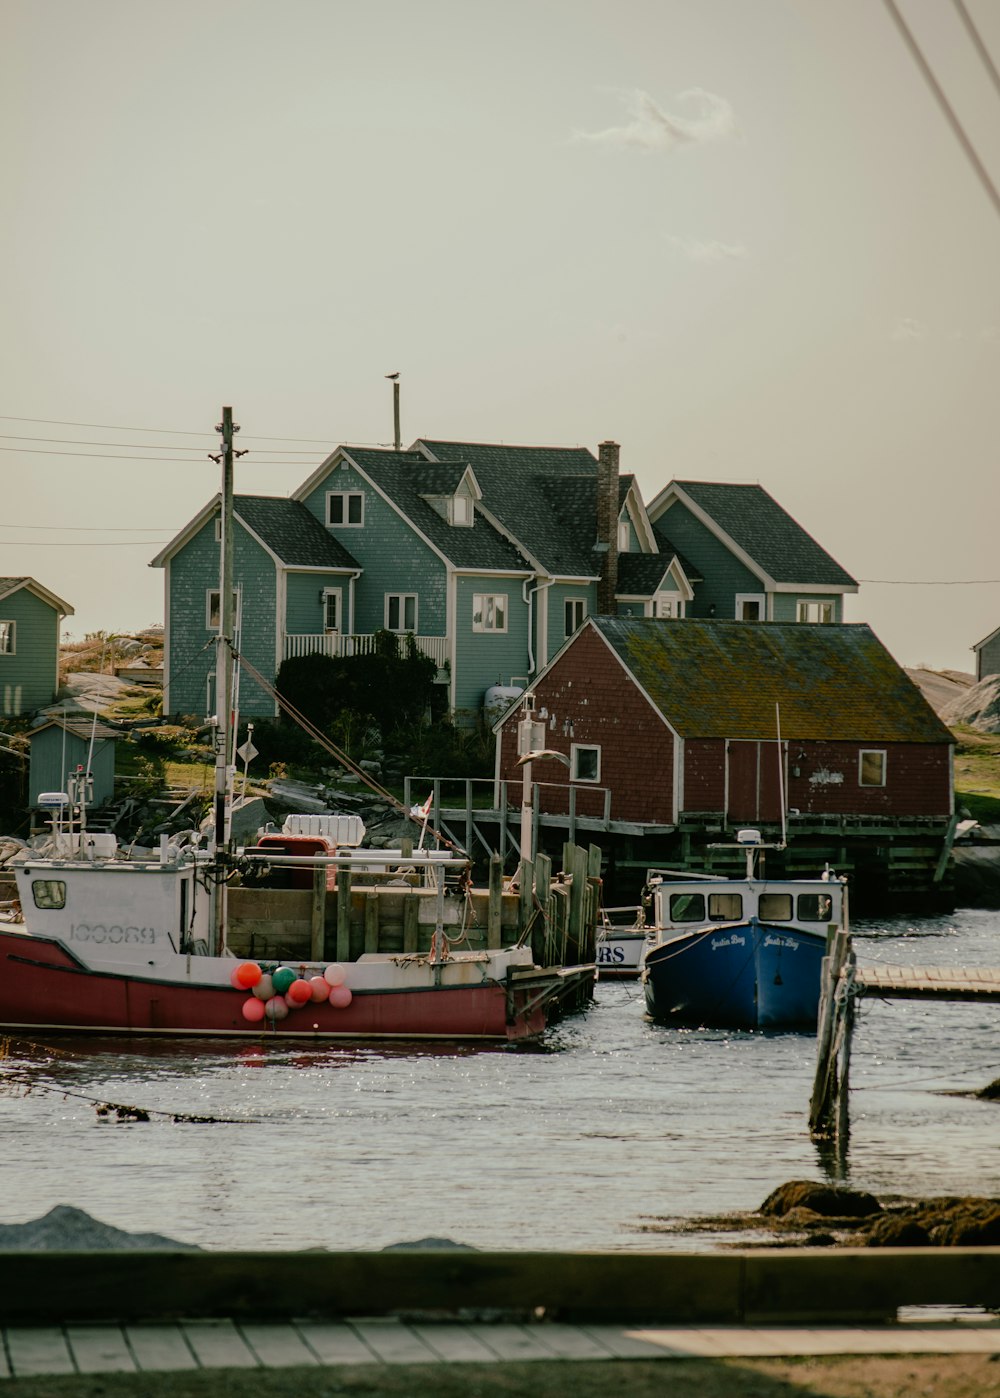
1;909;996;1253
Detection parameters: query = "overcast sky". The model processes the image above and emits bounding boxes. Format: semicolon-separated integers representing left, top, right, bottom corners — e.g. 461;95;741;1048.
3;0;998;673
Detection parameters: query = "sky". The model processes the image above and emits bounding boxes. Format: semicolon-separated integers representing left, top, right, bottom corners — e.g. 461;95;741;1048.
2;0;999;674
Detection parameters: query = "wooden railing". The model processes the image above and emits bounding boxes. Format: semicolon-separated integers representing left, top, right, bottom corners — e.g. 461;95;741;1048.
283;633;449;667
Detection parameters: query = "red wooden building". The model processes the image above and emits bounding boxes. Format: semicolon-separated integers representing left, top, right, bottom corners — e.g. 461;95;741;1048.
494;618;954;830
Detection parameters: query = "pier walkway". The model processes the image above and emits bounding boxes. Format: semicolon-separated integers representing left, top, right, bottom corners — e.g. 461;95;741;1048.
3;1313;1000;1378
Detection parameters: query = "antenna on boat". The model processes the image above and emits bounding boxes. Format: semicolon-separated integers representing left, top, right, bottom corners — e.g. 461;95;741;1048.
775;702;787;849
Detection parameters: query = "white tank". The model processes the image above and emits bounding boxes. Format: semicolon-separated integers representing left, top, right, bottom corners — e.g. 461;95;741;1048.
282;813;366;846
483;684;523;720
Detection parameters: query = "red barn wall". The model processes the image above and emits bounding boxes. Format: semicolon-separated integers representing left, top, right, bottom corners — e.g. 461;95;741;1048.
786;741;951;818
496;627;676;825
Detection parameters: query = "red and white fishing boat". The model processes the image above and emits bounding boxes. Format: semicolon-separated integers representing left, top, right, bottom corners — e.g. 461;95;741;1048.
0;824;569;1042
0;408;586;1044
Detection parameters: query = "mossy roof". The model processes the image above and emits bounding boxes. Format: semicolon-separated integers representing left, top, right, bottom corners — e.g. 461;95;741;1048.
592;618;952;743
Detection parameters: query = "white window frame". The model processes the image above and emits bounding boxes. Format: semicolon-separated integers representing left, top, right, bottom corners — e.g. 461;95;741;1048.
326;491;365;527
735;593;766;621
322;587;343;633
654;594;683;619
797;600;834;623
570;742;601;783
859;749;887;787
450;494;473;526
0;620;15;655
617;519;630;552
564;597;587;638
214;517;222;543
206;587;241;632
385;593;418;632
472;593;507;633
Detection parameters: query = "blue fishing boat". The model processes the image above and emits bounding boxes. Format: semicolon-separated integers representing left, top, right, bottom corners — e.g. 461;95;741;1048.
641;830;848;1030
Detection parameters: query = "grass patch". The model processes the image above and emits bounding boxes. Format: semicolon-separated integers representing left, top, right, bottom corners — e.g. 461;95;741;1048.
953;725;1000;821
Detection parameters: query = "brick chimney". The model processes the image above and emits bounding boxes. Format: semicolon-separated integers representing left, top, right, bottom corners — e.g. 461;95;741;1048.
596;440;620;615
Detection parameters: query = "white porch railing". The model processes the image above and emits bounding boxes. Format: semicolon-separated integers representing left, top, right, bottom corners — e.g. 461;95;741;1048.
283;633;449;667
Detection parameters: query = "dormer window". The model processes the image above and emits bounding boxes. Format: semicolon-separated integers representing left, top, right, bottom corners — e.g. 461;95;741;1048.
451;494;473;526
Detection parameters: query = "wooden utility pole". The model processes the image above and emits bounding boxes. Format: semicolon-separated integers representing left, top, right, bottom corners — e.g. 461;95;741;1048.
211;406;238;954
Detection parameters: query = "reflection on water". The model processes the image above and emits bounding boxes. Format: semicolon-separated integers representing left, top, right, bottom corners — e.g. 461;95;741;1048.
0;910;996;1252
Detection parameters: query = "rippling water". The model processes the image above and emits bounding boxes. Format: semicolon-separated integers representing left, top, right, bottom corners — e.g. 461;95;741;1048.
1;909;996;1252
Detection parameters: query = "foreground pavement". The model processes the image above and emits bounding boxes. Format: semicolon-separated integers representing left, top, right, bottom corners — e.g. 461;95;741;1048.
2;1314;999;1378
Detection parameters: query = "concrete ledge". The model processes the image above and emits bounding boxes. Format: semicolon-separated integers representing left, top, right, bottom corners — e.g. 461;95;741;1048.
1;1249;998;1326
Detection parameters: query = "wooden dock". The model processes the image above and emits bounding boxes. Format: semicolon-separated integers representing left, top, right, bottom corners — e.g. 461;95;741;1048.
809;931;1000;1143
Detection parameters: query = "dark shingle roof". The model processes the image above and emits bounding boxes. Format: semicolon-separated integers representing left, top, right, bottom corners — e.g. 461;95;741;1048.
617;554;678;594
592;618;951;743
0;577;28;595
419;440;603;575
673;481;856;588
235;497;360;569
344;448;531;572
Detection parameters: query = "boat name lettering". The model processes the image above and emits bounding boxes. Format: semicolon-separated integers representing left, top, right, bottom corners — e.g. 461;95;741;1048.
763;934;799;949
70;923;157;944
710;934;746;949
597;945;626;965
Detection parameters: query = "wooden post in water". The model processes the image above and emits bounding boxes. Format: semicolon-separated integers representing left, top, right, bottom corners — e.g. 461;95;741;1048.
534;851;552;965
364;891;380;954
335;868;353;963
487;853;503;949
518;858;534;942
809;928;851;1137
566;843;587;963
310;864;326;962
403;892;420;952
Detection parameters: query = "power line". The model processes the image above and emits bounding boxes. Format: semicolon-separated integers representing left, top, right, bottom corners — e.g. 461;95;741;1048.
0;446;329;464
859;577;1000;585
0;433;324;455
0;539;170;547
882;0;1000;223
952;0;1000;103
0;413;390;447
2;523;175;532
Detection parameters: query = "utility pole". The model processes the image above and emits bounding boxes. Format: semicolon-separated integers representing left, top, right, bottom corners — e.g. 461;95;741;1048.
386;372;401;450
210;406;242;954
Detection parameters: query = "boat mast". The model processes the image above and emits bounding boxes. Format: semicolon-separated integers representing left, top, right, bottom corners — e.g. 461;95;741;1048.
211;406;239;953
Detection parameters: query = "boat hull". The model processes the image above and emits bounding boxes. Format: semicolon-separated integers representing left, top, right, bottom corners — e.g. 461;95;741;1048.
596;929;647;979
642;917;827;1030
0;930;554;1043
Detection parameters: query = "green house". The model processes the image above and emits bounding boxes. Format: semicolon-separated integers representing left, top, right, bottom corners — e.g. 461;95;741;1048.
0;577;74;718
28;716;118;809
154;440;856;724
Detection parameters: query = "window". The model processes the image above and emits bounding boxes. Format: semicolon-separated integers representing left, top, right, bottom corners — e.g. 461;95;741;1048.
670;892;706;923
327;491;364;527
797;893;834;923
797;601;834;623
214;517;222;542
736;594;766;621
708;892;742;920
570;743;600;782
322;588;342;632
385;593;417;632
859;750;886;787
0;621;14;654
564;598;587;637
759;893;793;921
451;495;472;526
655;594;682;619
32;880;66;910
617;520;630;552
206;588;240;631
473;593;507;633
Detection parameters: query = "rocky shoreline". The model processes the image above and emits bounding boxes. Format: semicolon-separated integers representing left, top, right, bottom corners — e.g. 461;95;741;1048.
642;1180;1000;1249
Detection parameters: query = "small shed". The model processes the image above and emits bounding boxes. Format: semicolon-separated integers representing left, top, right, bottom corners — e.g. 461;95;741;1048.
28;718;118;810
973;625;1000;682
494;618;954;828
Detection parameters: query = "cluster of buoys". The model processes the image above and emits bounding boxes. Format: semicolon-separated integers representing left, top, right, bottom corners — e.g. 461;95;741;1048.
230;960;352;1024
